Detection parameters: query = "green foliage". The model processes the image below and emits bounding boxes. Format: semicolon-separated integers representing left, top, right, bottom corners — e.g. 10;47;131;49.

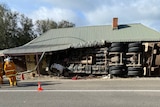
35;19;75;35
0;4;37;49
58;20;75;28
18;14;36;46
35;19;57;35
0;3;75;49
0;4;9;49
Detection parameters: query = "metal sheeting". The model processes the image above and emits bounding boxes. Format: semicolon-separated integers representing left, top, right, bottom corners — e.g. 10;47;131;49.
4;44;70;54
4;41;105;54
3;23;160;55
0;49;8;56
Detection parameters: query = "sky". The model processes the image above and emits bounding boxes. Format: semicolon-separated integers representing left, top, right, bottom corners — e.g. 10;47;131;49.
1;0;160;31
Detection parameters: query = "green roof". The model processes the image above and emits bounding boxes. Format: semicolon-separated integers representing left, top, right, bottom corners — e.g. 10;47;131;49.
4;23;160;54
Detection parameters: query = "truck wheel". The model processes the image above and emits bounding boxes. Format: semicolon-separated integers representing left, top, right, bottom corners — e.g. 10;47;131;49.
128;42;141;48
109;70;127;75
111;43;124;47
128;70;144;76
109;65;124;70
128;67;143;71
128;47;142;52
109;70;121;75
109;47;124;52
127;67;143;76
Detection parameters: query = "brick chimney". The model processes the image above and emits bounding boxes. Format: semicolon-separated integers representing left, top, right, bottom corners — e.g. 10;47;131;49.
112;17;118;30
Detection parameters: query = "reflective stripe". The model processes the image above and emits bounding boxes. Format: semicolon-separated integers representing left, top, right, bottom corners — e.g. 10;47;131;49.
5;69;15;73
5;71;17;77
5;72;16;74
4;69;17;77
6;74;16;77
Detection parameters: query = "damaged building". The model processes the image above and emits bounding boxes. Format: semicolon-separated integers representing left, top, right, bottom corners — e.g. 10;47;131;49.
1;18;160;77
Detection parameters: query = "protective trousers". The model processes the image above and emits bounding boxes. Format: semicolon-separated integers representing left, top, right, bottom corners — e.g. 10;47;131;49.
0;64;3;84
0;75;3;84
8;76;17;86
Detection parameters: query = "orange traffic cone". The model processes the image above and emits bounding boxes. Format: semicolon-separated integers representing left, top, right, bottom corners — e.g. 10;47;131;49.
72;75;78;80
37;82;43;91
21;73;24;80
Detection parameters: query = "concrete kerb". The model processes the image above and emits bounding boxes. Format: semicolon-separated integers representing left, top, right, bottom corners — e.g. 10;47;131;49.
16;76;160;82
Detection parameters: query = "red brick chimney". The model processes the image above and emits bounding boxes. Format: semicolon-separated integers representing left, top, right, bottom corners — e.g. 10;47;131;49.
112;17;118;30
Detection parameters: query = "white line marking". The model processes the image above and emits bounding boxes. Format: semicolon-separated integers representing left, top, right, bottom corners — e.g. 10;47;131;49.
0;90;160;92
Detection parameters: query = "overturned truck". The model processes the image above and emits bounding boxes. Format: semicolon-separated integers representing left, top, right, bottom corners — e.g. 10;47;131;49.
47;42;160;77
2;18;160;78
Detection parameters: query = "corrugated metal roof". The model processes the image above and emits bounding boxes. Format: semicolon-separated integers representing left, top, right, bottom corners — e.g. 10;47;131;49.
4;23;160;54
0;49;8;56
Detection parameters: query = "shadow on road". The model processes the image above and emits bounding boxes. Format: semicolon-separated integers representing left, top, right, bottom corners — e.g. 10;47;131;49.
17;81;61;87
1;79;61;88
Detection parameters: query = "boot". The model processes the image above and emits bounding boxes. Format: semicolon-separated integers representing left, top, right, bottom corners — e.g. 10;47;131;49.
9;77;13;86
13;76;17;86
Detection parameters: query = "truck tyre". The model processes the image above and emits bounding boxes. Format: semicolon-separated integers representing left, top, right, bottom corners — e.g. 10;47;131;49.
109;65;124;70
111;43;124;47
128;42;141;48
109;47;123;52
128;47;142;52
128;67;143;71
109;70;122;75
109;70;127;75
128;70;144;76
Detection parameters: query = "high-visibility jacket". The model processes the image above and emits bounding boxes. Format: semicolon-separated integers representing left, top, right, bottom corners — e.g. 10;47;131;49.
4;62;17;77
0;62;3;76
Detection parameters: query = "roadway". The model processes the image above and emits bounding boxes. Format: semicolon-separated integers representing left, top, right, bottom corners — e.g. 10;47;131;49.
1;78;160;107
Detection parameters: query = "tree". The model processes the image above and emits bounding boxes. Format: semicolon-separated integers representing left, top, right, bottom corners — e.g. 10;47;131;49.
0;3;75;49
35;19;75;35
17;14;36;46
0;4;37;49
0;4;15;49
58;20;75;28
35;19;57;35
5;11;19;48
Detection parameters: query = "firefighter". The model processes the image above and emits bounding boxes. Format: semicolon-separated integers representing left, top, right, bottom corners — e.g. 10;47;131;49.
0;58;3;84
4;57;17;86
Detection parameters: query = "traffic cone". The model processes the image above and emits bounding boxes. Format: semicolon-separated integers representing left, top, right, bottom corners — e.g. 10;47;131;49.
37;82;43;91
21;73;24;80
72;75;78;80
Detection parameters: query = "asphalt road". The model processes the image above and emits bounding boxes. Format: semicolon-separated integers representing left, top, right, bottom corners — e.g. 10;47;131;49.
1;78;160;107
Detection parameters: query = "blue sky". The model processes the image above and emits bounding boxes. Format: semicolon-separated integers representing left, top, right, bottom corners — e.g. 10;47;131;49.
1;0;160;31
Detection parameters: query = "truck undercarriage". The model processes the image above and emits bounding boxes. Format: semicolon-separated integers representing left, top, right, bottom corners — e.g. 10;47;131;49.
46;42;160;77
